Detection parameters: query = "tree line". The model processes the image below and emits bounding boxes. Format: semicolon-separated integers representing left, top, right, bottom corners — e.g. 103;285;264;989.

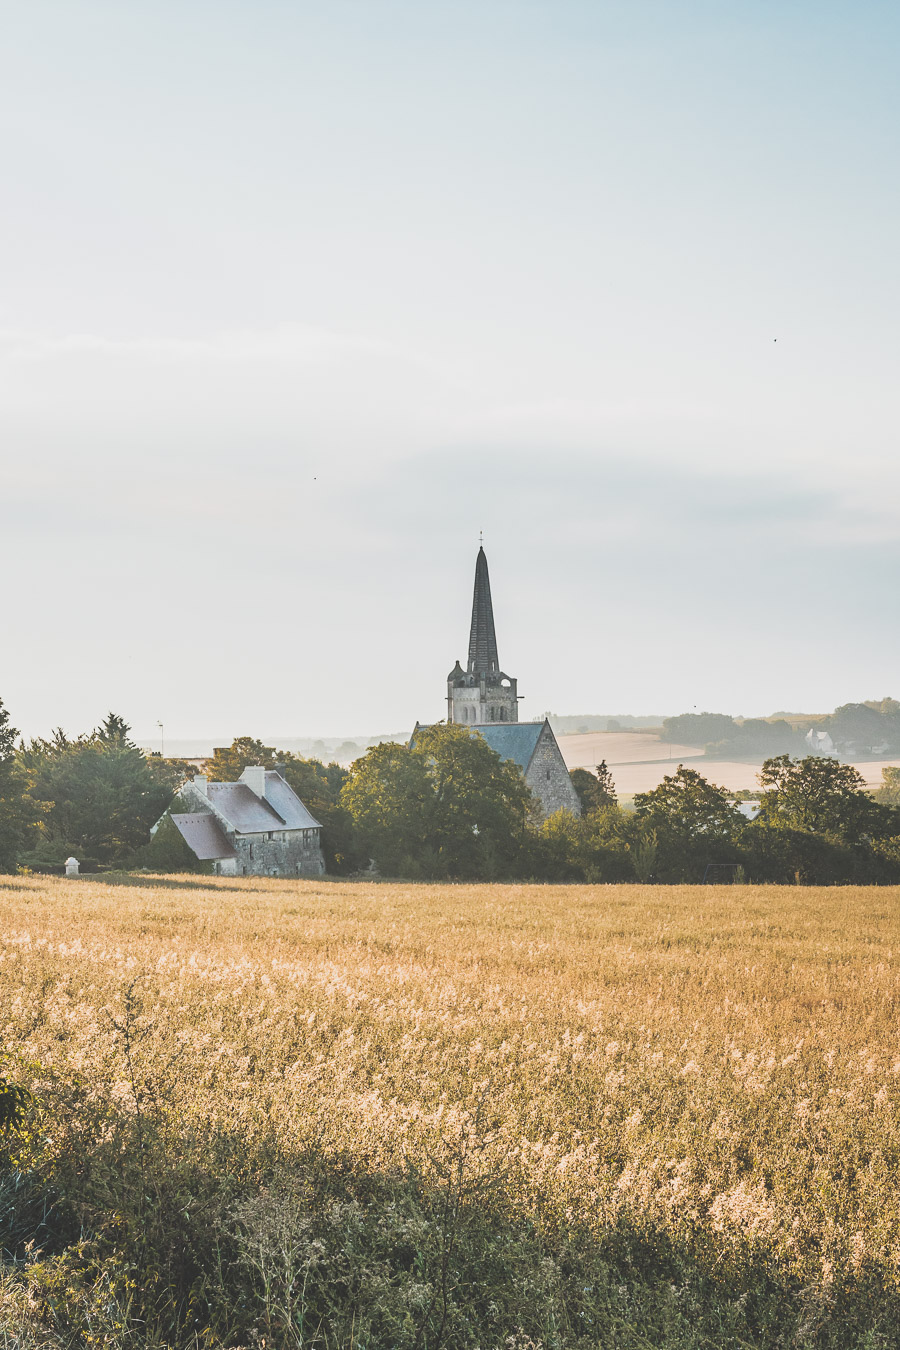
3;696;900;884
662;698;900;758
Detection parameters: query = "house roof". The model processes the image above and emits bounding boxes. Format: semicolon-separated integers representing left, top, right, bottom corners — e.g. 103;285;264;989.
206;782;285;833
472;721;544;772
170;812;237;861
259;771;322;830
202;771;322;835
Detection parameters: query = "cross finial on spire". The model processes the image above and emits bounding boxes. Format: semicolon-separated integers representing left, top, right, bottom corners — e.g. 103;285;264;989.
479;529;483;547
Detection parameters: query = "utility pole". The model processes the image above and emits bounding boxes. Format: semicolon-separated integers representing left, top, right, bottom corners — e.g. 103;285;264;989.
157;721;165;758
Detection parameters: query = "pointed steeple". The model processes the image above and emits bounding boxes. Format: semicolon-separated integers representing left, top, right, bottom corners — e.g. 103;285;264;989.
467;546;500;676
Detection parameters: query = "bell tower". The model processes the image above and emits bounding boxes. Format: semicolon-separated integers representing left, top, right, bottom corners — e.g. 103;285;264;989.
447;546;518;725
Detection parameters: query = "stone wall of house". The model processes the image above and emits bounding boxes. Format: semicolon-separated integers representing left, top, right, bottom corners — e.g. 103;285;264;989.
525;724;582;820
227;830;325;878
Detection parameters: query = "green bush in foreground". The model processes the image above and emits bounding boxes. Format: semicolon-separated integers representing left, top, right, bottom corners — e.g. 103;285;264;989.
3;1102;899;1350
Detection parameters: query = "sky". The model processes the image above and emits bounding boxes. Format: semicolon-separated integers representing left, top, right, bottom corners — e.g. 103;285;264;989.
3;0;900;743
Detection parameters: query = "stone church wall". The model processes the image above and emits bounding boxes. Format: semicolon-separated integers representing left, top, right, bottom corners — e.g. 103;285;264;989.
525;725;582;820
450;680;518;725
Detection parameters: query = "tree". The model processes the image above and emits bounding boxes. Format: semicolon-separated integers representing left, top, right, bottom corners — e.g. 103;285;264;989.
876;766;900;808
206;737;277;782
532;808;584;881
0;698;37;872
340;741;433;876
414;723;532;878
96;712;132;745
341;724;532;879
741;820;865;886
279;755;365;875
17;714;173;867
571;760;618;813
633;766;743;881
705;718;802;759
530;802;635;882
821;703;892;752
628;825;659;883
661;713;738;746
756;755;898;842
144;756;197;797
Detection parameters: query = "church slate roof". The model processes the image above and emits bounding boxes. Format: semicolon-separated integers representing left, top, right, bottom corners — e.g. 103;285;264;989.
411;721;545;773
470;721;543;772
467;546;500;675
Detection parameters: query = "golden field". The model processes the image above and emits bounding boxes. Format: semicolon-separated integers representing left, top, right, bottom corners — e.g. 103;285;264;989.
2;873;900;1345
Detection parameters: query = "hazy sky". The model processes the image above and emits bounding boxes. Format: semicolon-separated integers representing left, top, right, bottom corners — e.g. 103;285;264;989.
3;0;900;743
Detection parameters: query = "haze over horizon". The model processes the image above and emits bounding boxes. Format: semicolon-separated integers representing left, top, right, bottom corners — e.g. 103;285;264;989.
4;1;900;742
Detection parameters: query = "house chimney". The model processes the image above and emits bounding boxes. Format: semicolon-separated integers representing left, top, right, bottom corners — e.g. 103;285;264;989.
192;774;208;797
242;765;268;799
274;762;286;779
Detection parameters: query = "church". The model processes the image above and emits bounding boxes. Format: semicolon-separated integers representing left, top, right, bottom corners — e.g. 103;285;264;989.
416;546;581;822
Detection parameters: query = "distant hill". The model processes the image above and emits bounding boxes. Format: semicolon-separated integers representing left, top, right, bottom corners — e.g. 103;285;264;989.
546;714;667;734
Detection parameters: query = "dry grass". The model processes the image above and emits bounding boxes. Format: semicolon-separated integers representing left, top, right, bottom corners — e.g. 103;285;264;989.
2;873;900;1343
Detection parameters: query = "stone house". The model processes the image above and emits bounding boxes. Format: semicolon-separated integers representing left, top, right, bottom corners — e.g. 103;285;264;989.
169;765;326;877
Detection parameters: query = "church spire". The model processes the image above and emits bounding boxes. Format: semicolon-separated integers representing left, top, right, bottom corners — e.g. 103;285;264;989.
467;546;500;676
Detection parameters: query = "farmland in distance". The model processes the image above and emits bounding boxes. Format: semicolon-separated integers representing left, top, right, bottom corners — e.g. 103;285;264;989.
2;875;899;1347
557;728;900;795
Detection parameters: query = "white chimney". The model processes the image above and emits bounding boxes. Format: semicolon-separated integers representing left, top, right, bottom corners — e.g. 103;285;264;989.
241;765;268;799
192;774;208;797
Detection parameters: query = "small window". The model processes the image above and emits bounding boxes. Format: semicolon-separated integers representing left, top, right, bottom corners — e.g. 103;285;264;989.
546;769;551;781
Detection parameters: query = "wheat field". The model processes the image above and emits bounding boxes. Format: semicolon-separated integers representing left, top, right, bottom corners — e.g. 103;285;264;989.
2;873;900;1346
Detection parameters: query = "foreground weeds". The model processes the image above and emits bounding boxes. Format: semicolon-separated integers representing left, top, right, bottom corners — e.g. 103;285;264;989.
1;875;899;1346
